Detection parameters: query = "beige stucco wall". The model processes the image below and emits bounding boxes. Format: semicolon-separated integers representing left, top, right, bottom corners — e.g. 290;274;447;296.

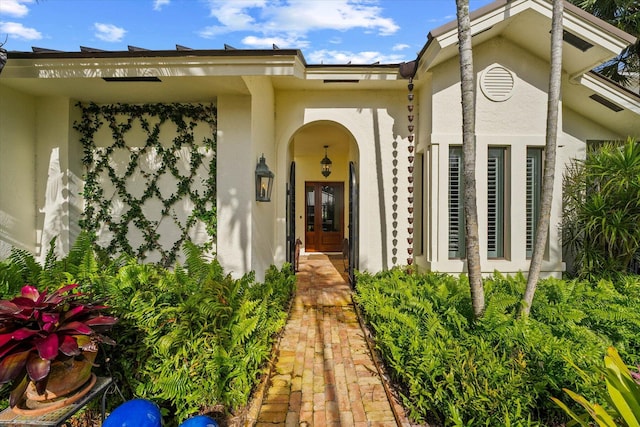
274;89;412;273
216;93;255;278
0;84;37;258
0;84;271;280
416;37;624;277
245;76;278;280
34;97;84;262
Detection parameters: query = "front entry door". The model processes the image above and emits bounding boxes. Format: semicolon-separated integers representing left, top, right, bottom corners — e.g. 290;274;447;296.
305;182;344;252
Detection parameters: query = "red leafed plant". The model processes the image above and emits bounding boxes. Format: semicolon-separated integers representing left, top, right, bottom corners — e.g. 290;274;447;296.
0;284;117;406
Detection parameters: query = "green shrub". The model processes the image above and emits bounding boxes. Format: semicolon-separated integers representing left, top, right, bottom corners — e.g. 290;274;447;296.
562;138;640;278
0;237;295;426
99;242;295;424
355;269;640;426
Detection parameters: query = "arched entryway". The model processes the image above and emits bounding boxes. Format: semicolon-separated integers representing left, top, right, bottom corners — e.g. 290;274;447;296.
284;121;359;282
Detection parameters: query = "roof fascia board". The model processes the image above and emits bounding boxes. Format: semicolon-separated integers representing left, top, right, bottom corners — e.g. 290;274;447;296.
428;0;635;47
417;0;636;75
427;0;509;41
1;55;305;79
563;1;636;45
578;72;640;114
417;0;528;74
7;48;306;61
561;1;636;54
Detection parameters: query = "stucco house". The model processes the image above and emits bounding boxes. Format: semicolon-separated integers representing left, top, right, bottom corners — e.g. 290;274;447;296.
1;0;639;281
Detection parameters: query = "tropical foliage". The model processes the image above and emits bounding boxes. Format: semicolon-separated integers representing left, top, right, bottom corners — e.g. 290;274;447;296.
0;235;295;426
99;242;295;422
563;138;640;278
0;283;117;407
553;346;640;426
354;268;640;426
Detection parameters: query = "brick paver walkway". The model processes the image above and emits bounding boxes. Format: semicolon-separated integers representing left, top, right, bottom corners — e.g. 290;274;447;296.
253;253;412;427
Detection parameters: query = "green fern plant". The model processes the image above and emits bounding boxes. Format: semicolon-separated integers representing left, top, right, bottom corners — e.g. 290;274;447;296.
102;243;295;424
0;232;113;297
355;269;640;426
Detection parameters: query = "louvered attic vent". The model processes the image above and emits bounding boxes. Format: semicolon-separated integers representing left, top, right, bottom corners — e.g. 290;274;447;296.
562;30;593;51
323;79;360;83
589;94;623;112
480;65;514;102
103;77;162;82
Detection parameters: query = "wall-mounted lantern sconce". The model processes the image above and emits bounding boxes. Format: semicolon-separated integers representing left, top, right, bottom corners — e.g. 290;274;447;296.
255;154;274;202
321;145;332;178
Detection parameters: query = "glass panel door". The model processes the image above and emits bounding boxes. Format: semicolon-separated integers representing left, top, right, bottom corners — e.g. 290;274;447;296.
305;182;344;252
321;185;340;232
306;185;315;233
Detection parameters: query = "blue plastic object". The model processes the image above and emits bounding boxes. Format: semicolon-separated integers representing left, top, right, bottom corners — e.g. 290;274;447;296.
179;415;219;427
103;398;162;427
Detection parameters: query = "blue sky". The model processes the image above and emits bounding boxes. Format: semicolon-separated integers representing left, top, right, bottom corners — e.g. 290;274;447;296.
1;0;494;64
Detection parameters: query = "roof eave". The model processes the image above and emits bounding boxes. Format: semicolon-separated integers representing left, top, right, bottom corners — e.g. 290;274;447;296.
415;0;637;76
7;48;307;63
1;50;310;80
580;71;640;113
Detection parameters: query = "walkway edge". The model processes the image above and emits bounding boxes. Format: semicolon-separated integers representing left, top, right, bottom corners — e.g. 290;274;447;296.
352;294;413;427
243;279;297;426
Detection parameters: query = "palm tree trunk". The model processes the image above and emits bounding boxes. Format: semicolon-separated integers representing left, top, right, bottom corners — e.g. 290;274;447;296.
521;0;563;317
456;0;485;319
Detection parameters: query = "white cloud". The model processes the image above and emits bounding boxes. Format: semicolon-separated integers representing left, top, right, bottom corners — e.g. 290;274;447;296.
392;43;409;51
200;0;266;37
153;0;170;11
0;0;33;18
200;0;398;40
0;21;41;40
308;49;405;65
265;1;398;35
242;35;309;49
94;23;126;42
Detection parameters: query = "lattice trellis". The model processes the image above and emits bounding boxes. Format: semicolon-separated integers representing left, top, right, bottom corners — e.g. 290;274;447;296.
75;102;217;266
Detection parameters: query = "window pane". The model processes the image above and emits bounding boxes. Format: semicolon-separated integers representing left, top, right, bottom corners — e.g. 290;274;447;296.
416;153;424;256
487;147;505;258
321;185;339;232
306;185;315;232
526;148;542;258
449;147;465;258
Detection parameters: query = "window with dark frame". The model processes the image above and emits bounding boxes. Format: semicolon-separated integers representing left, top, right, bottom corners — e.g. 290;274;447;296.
415;152;424;256
526;148;543;258
448;147;465;258
487;147;506;259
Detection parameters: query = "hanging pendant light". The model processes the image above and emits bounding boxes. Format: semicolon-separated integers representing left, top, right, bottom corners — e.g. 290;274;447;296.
321;145;332;178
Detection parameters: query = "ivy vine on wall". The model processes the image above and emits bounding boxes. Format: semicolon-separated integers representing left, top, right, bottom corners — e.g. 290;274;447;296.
74;102;217;267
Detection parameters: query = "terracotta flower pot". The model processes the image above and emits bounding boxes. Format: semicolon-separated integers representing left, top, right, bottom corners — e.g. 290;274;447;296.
25;350;97;402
